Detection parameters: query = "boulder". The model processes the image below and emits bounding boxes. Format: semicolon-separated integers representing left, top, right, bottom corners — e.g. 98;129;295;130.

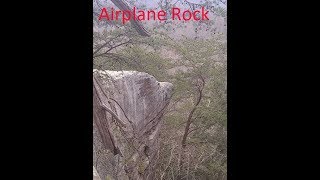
93;70;173;180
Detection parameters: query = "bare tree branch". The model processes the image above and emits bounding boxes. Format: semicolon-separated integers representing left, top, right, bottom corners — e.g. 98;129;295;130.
181;76;205;148
178;76;205;180
93;39;133;58
93;33;126;56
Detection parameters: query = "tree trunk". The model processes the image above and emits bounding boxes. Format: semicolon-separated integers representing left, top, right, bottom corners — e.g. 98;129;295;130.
178;78;204;180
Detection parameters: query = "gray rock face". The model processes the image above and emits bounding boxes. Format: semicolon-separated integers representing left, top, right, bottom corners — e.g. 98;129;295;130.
93;70;173;180
93;166;101;180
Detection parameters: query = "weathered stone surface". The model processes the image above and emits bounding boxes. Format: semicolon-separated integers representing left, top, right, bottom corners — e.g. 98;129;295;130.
93;70;173;180
93;166;101;180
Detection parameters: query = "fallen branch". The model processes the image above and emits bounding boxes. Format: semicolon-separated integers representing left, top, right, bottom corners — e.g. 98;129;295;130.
101;103;126;128
93;75;127;128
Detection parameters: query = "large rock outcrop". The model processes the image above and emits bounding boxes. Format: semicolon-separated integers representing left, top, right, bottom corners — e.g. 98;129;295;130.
93;70;173;180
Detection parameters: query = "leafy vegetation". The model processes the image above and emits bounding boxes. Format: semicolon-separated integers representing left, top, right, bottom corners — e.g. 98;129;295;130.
93;0;226;179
